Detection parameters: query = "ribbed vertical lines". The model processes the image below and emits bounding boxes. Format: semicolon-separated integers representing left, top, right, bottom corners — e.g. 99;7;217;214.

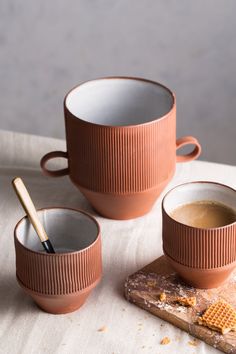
15;236;102;295
162;210;236;268
67;109;176;194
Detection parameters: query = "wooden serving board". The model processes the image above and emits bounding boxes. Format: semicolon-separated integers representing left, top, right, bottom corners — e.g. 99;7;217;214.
124;256;236;354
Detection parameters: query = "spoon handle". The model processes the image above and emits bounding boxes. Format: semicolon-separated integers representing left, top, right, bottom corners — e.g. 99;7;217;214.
12;177;55;253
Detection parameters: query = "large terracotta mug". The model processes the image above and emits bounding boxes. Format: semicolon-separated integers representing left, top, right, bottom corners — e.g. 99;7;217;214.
41;77;201;219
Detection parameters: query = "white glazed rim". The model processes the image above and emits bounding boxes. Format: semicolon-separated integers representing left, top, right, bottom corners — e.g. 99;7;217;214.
14;207;101;255
162;181;236;230
64;76;175;128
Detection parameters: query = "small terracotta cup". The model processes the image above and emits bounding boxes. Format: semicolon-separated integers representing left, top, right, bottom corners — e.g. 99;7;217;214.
14;207;102;314
40;77;201;220
162;182;236;288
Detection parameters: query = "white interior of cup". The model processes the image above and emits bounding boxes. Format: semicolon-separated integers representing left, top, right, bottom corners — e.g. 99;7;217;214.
65;78;174;126
163;182;236;216
15;208;99;253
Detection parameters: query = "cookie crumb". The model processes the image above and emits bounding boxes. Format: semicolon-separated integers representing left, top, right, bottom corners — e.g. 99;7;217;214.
147;280;156;287
160;336;171;345
159;292;166;301
188;339;198;347
98;326;107;332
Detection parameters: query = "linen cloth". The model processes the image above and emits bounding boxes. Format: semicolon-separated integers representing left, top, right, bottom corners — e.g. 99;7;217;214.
1;130;235;354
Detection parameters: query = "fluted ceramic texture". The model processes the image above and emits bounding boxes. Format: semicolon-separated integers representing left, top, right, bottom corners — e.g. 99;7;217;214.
162;209;236;269
15;235;102;295
65;108;176;194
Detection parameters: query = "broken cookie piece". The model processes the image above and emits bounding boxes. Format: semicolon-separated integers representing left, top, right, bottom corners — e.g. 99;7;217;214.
198;300;236;334
158;293;196;307
176;296;196;307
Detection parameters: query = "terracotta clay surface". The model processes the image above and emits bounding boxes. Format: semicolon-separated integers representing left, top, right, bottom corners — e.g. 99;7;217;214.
124;255;236;354
162;205;236;269
164;252;236;289
77;175;174;220
17;276;101;314
40;77;201;219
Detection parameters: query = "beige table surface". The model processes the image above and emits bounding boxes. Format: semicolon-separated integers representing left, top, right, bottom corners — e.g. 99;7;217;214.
0;129;235;354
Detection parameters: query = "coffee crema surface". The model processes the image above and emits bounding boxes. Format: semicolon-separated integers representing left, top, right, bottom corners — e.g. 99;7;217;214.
170;200;236;228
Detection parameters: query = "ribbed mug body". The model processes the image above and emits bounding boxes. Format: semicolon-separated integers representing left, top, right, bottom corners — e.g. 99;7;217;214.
64;98;176;219
162;182;236;288
15;231;102;295
163;209;236;269
14;208;102;313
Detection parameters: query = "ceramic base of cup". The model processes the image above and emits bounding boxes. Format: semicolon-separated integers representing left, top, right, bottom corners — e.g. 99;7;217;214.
164;253;236;289
74;175;174;220
17;275;101;314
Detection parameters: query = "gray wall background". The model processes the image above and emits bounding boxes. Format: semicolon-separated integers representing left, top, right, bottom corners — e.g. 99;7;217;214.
1;0;236;164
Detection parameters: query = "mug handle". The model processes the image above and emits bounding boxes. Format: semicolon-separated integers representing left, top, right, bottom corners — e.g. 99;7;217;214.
176;136;201;163
40;151;69;177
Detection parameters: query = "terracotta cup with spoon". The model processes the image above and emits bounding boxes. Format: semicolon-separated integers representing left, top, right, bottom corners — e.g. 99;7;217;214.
13;178;102;314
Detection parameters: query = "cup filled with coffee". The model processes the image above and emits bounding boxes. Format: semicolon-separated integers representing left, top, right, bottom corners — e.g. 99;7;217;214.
162;181;236;288
41;77;201;220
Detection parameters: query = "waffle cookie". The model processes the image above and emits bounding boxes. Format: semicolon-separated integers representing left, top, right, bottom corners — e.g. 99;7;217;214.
176;296;196;307
198;300;236;334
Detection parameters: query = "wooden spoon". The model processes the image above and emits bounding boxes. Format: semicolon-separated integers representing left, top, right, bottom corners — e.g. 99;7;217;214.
12;177;55;254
